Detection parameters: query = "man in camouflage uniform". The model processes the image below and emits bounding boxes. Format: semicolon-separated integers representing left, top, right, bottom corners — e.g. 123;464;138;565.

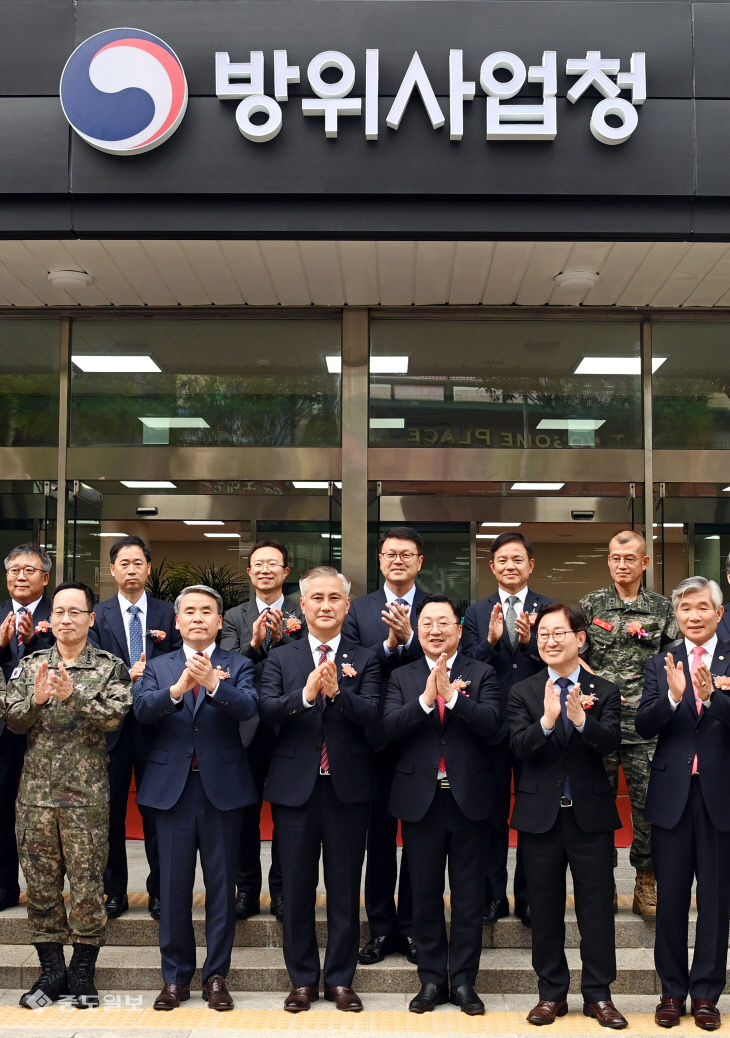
4;581;132;1009
580;531;678;920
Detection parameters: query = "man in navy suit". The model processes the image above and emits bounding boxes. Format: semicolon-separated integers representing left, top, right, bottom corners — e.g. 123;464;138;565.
509;602;627;1029
462;532;551;927
134;584;258;1012
220;539;306;923
383;594;501;1015
342;526;426;966
89;535;181;920
718;552;730;643
0;543;55;911
260;566;381;1013
636;576;730;1031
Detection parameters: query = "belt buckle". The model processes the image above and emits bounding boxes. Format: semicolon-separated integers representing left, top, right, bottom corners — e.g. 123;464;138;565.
319;767;330;776
191;765;200;773
560;796;572;807
438;778;450;789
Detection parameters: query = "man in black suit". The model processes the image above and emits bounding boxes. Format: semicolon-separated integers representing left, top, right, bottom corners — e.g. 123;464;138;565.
0;543;55;910
220;539;306;922
636;576;730;1031
462;531;551;928
260;566;381;1013
383;594;501;1015
508;602;627;1029
342;525;426;966
89;535;181;920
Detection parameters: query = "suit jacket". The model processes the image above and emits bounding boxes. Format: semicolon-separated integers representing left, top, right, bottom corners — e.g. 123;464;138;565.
462;588;552;741
635;640;730;831
0;596;54;682
508;666;622;835
718;607;730;645
341;586;428;672
259;637;380;807
383;651;501;823
133;647;259;812
89;595;182;750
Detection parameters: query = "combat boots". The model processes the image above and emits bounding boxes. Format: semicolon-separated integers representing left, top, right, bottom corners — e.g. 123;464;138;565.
19;942;69;1008
632;869;657;919
68;942;99;1008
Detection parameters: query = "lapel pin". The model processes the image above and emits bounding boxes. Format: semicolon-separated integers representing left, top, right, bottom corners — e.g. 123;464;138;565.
720;656;725;661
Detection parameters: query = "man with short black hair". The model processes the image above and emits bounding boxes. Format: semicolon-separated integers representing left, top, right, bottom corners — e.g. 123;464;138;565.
221;539;306;922
135;585;259;1012
462;531;551;928
90;534;181;920
509;602;626;1029
342;526;426;965
0;543;55;911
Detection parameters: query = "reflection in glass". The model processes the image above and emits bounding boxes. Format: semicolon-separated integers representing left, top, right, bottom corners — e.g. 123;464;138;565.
652;323;730;450
369;319;642;449
0;322;61;446
70;319;341;447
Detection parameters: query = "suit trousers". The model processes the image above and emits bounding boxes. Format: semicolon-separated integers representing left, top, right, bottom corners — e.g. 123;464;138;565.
105;712;159;898
154;772;242;985
521;809;616;1002
402;786;488;989
483;737;528;905
363;742;412;938
274;777;369;988
236;721;282;901
0;728;24;898
652;776;730;1003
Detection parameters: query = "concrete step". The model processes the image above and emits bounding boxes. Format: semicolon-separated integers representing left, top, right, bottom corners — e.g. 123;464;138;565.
1;944;677;993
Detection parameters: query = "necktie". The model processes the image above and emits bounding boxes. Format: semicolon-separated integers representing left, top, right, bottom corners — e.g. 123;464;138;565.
395;597;409;609
15;606;28;660
191;683;201;770
260;608;272;650
128;605;143;665
317;644;332;773
435;667;450;776
504;595;519;647
557;677;573;800
690;645;706;775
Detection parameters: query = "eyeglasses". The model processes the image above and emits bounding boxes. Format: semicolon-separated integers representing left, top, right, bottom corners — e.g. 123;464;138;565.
536;628;576;644
250;561;284;571
7;566;42;577
418;619;459;632
608;555;640;565
380;551;420;562
51;608;90;619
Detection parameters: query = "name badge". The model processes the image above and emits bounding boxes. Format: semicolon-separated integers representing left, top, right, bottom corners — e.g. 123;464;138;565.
592;618;614;632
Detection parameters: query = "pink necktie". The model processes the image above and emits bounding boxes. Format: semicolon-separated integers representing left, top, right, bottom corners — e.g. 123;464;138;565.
690;646;705;775
317;644;331;773
435;668;450;775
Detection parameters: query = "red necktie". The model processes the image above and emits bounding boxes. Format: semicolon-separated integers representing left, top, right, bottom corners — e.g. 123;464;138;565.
690;646;705;775
317;644;331;773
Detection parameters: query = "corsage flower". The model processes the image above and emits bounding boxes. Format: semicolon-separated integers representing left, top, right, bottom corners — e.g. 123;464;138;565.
213;666;231;681
713;675;730;691
285;615;302;633
625;621;648;640
34;620;51;634
147;629;166;643
452;677;471;695
580;693;598;710
341;663;358;678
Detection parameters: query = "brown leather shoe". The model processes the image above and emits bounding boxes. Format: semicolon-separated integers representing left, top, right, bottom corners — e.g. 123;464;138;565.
153;983;190;1010
584;1000;629;1029
655;997;686;1027
692;999;721;1031
202;974;233;1011
527;1000;568;1025
324;985;363;1012
284;986;319;1012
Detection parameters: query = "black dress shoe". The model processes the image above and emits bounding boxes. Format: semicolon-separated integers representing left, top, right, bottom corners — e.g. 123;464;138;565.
148;896;161;921
0;889;20;912
409;982;449;1013
235;891;260;920
450;984;485;1015
105;895;128;919
399;935;418;964
482;896;509;924
270;895;284;922
514;899;531;927
358;934;396;965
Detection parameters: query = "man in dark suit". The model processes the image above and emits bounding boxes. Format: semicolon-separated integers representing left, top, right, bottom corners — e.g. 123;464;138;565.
220;539;306;922
718;552;730;643
383;594;501;1015
260;566;381;1013
134;584;259;1012
0;542;55;911
462;531;550;928
342;525;426;966
636;576;730;1031
89;535;181;920
508;602;627;1029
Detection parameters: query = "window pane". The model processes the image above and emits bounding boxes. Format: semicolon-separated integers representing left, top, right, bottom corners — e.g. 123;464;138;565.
369;319;642;449
70;318;341;447
652;323;730;449
0;321;60;446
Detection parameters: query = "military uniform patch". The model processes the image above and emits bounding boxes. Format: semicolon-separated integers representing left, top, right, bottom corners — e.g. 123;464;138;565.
10;665;22;681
